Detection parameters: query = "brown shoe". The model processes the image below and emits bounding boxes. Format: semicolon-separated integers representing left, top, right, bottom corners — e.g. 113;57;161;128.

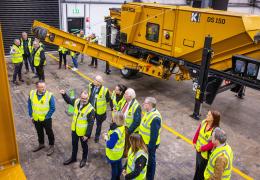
88;63;94;67
32;144;45;152
46;145;54;156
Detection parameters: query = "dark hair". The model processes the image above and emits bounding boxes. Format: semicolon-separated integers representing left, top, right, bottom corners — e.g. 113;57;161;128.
117;84;127;94
210;110;220;128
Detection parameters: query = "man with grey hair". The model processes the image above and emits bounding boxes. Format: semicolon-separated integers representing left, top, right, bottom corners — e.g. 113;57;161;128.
120;88;141;134
139;97;162;180
88;75;112;143
60;89;95;168
10;39;24;85
204;127;233;180
21;32;34;74
119;88;141;157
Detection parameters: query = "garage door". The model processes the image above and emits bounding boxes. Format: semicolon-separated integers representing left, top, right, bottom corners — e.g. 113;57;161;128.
0;0;60;54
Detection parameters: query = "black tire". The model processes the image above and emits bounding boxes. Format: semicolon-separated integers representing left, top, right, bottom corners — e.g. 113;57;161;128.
120;68;138;78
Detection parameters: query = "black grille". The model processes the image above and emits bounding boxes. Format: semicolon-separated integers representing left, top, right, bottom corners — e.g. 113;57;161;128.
0;0;60;55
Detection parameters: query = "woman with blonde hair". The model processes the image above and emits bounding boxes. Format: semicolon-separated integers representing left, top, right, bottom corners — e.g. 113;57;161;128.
104;111;125;180
123;133;148;180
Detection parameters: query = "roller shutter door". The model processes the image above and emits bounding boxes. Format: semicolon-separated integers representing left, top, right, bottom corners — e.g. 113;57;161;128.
0;0;59;54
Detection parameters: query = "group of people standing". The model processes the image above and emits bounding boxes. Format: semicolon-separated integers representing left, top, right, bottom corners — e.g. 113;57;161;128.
10;32;46;84
22;30;234;180
28;75;162;180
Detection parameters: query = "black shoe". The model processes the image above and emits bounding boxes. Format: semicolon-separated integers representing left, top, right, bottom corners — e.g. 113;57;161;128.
13;81;19;85
79;159;87;168
32;75;38;78
19;79;24;82
63;157;77;165
105;70;111;75
94;138;99;143
88;63;94;67
32;144;45;152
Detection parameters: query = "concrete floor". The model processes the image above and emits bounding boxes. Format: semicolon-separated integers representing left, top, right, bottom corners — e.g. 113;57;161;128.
8;53;260;180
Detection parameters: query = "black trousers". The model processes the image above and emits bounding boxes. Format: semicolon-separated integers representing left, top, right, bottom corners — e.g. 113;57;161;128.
35;66;45;81
193;152;208;180
71;131;88;160
23;54;34;72
33;119;55;145
13;63;23;82
59;52;67;68
91;57;98;66
94;114;106;140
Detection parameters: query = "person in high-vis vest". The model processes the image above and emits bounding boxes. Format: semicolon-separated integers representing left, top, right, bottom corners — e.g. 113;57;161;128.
21;32;34;73
88;33;99;68
70;50;78;71
104;111;125;180
77;29;86;64
193;110;220;180
139;97;162;180
111;84;127;112
122;133;148;180
204;127;233;180
60;89;95;168
28;81;56;156
10;39;24;85
119;88;141;157
88;75;112;143
58;46;68;69
32;40;46;81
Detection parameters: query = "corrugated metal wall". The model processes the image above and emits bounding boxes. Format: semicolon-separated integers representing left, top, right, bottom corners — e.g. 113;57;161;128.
0;0;60;55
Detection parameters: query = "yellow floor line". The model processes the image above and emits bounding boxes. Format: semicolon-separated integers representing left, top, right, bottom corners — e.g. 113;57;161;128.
47;53;254;180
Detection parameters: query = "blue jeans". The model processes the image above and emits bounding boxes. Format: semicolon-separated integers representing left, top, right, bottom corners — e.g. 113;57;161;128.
110;160;122;180
147;146;158;180
72;57;78;68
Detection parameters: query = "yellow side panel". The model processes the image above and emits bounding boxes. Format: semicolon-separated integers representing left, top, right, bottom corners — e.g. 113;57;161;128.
174;10;246;58
0;165;26;180
0;26;26;179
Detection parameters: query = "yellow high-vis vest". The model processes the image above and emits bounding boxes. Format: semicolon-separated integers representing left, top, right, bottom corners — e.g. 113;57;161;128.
195;120;214;159
58;46;67;54
11;45;23;64
111;91;126;111
204;144;233;180
106;126;125;161
71;99;94;136
126;148;148;180
139;109;162;145
21;37;33;54
30;90;52;121
120;99;139;131
88;83;108;115
33;47;45;66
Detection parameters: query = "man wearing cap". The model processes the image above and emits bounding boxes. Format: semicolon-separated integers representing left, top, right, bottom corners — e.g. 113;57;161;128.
88;75;112;143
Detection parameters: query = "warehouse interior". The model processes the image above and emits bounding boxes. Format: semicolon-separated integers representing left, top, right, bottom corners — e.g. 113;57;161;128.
0;0;260;180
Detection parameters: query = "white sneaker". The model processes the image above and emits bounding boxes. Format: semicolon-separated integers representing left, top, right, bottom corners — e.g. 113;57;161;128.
74;68;78;71
71;67;76;71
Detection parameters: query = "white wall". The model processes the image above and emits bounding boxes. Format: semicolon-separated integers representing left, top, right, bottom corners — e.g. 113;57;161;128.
228;7;260;14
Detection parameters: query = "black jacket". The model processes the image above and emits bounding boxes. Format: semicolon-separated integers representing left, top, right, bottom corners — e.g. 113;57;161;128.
62;93;95;137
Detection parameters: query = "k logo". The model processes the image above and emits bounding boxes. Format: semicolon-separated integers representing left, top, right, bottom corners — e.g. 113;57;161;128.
191;12;200;23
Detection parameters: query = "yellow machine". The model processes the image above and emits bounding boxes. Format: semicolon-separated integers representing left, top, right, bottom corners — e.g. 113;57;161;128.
0;26;26;179
32;2;260;81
